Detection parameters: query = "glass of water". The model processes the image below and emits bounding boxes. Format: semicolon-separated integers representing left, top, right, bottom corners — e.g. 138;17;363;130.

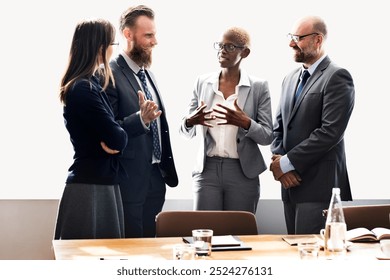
172;243;195;260
192;229;213;257
298;242;320;260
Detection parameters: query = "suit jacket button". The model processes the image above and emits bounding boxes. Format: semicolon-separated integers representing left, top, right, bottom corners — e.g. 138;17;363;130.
237;138;240;143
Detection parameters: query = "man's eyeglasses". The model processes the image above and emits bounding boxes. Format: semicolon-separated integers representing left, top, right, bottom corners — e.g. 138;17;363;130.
287;33;320;43
110;42;119;46
214;42;245;53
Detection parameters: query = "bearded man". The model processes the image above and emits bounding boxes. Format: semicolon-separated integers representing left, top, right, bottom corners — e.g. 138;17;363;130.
106;5;178;238
270;16;354;234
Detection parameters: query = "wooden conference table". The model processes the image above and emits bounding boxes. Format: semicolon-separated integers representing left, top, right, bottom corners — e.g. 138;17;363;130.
52;235;388;260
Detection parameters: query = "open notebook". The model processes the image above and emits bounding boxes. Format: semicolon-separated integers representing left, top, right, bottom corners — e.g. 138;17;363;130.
182;235;252;251
282;234;353;250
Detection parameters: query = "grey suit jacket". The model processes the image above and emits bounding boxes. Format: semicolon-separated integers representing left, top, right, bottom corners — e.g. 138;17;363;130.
180;70;273;179
271;56;354;203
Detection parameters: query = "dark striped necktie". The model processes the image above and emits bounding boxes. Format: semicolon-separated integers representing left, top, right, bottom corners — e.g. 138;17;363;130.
136;69;161;160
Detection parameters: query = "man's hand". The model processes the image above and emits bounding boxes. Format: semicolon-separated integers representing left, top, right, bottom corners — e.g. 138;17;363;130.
270;154;284;180
186;101;215;128
212;99;251;129
138;90;162;125
279;171;302;189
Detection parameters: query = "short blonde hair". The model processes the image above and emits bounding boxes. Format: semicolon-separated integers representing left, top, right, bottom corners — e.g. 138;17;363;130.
223;27;251;47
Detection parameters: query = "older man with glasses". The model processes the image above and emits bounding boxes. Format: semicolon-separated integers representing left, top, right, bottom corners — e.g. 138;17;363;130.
270;16;355;234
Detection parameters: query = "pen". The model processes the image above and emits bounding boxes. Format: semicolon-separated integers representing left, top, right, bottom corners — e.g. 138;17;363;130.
99;257;128;260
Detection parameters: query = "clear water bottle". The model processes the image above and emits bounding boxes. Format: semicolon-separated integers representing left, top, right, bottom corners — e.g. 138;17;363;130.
322;188;347;259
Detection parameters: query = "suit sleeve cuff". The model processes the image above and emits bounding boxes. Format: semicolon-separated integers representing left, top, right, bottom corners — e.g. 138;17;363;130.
138;111;150;131
280;155;295;173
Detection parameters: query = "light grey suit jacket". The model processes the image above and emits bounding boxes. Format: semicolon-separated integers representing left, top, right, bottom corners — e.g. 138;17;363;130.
271;56;354;203
180;70;273;179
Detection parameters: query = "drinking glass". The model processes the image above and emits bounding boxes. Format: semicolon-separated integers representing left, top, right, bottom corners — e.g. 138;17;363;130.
192;229;213;257
298;242;320;260
172;244;195;260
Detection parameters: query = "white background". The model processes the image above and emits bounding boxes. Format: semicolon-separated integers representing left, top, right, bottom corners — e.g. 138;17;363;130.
1;0;389;200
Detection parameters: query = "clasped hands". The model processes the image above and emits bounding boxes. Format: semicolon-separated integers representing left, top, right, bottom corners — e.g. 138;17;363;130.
269;154;302;189
186;99;250;129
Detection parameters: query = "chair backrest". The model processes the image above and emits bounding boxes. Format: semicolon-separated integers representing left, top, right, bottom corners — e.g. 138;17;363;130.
155;210;258;237
343;204;390;230
324;204;390;230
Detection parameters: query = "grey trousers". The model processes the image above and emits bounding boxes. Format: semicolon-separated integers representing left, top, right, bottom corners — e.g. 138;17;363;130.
192;156;260;214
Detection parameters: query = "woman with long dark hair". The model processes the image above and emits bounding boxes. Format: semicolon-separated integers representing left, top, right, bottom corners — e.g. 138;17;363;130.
54;19;128;239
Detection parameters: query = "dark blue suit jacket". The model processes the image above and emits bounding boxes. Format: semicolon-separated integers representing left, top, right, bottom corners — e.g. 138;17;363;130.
106;55;178;201
64;76;128;185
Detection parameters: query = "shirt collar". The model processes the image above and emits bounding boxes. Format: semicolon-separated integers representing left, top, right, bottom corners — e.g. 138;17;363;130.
302;53;327;75
210;69;250;96
209;69;251;87
121;51;143;74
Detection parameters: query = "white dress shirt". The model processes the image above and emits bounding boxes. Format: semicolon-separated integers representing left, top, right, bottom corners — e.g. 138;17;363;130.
206;72;250;159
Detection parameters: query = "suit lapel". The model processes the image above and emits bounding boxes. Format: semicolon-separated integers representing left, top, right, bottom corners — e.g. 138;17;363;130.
237;86;250;111
199;76;218;137
145;69;165;112
117;55;141;96
288;57;330;123
294;70;320;107
236;70;250;110
284;70;300;123
289;71;313;120
202;84;214;137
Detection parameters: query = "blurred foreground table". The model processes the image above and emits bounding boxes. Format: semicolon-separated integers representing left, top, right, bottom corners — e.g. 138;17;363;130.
52;234;385;260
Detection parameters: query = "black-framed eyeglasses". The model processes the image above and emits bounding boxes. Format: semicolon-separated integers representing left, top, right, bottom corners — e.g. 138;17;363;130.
214;42;245;53
110;42;119;46
287;33;320;43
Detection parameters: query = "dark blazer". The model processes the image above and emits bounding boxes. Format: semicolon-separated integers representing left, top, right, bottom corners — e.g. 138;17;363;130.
106;54;178;200
64;76;128;185
271;56;354;203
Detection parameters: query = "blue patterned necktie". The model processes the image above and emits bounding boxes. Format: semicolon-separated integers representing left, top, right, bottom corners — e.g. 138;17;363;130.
136;69;161;160
294;70;310;103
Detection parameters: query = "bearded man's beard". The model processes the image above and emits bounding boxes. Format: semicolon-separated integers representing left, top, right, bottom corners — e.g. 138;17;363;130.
130;44;152;68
